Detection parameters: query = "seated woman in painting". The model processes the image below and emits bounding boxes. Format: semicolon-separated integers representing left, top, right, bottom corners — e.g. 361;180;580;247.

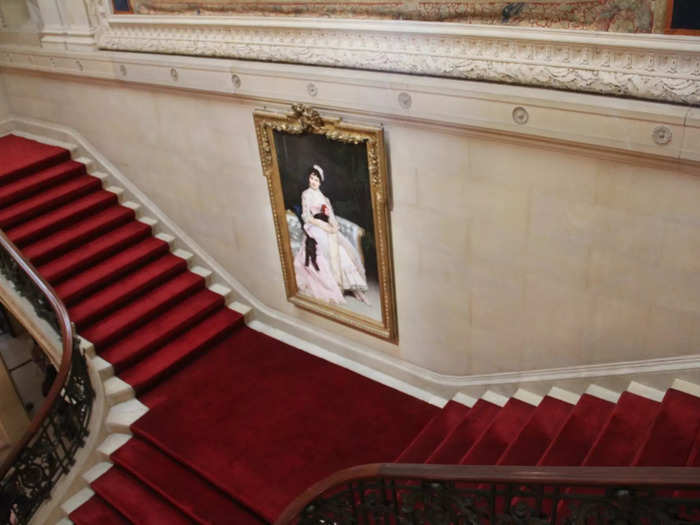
293;165;370;305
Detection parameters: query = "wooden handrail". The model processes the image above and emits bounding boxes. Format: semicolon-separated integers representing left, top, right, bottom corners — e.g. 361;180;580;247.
0;229;75;480
275;464;382;524
275;463;700;524
377;463;700;485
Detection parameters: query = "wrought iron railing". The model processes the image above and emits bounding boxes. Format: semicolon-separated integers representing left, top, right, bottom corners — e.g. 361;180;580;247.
0;230;94;525
275;463;700;525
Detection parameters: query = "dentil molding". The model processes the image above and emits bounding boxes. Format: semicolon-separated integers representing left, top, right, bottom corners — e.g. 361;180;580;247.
87;1;700;106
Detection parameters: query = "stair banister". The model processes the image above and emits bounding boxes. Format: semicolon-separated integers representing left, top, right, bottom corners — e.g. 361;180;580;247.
275;463;700;524
0;229;94;525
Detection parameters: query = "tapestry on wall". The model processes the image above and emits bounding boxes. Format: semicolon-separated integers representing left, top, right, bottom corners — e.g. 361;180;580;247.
253;104;398;342
118;0;667;32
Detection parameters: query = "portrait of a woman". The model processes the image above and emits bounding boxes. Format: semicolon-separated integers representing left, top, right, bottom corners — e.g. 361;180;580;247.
293;165;370;306
255;107;396;339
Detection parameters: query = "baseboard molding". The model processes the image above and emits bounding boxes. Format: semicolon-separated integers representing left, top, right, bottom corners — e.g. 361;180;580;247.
3;115;700;405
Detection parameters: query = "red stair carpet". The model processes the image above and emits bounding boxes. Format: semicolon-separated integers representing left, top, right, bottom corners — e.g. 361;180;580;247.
0;135;437;524
2;134;700;524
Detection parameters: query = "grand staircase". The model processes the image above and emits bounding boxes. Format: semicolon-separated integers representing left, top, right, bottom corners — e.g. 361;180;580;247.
396;384;700;469
1;133;699;525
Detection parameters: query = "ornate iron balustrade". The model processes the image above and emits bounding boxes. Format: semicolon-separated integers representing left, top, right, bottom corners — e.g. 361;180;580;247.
0;231;94;525
275;464;700;525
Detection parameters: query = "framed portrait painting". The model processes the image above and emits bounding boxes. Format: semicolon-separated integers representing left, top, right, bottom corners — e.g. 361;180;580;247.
254;104;398;342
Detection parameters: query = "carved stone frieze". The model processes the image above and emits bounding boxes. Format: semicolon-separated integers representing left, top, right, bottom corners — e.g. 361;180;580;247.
88;6;700;105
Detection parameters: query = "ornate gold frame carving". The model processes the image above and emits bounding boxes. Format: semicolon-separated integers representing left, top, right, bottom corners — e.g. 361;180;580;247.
254;104;397;342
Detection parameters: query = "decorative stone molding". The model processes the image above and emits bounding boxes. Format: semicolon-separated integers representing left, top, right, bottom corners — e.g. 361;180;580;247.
31;0;98;51
90;11;700;105
0;43;697;161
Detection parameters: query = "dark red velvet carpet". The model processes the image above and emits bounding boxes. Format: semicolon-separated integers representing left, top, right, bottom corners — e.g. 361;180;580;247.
0;135;436;524
2;134;700;524
395;400;470;463
133;327;436;520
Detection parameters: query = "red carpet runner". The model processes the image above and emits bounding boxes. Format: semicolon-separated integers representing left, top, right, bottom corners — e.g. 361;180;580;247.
2;134;700;524
0;135;437;523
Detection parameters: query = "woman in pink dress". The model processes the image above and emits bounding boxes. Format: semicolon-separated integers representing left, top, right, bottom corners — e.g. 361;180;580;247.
293;165;369;305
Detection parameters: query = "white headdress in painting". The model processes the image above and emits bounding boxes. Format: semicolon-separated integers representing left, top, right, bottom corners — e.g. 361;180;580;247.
313;164;324;181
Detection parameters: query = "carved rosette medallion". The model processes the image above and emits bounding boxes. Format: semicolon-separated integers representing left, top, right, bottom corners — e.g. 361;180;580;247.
652;125;673;145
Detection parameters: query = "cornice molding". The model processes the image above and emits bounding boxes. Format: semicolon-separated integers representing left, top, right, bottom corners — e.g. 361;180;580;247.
91;9;700;105
1;43;698;163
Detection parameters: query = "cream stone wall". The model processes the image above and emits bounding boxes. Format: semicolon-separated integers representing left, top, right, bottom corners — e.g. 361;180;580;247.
0;0;32;29
3;70;699;377
0;74;9;118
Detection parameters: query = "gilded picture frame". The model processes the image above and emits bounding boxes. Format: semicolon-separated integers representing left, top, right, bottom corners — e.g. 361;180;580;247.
253;104;397;342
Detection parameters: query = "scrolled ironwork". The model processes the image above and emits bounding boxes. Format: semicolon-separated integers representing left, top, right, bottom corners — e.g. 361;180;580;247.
276;465;700;525
566;487;700;525
0;247;59;332
1;344;93;524
0;231;94;525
